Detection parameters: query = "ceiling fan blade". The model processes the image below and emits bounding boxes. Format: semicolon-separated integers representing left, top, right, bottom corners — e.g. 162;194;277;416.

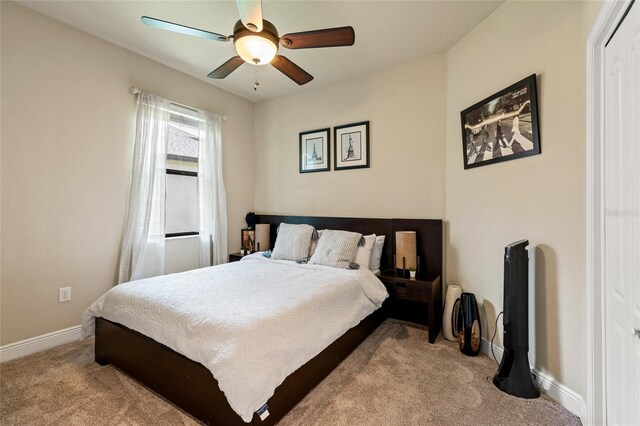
207;57;245;79
280;26;355;49
236;0;263;32
271;55;313;85
141;16;228;42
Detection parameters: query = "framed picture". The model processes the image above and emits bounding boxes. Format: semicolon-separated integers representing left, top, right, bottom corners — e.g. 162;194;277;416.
299;128;330;173
241;229;255;251
460;74;540;169
334;121;370;170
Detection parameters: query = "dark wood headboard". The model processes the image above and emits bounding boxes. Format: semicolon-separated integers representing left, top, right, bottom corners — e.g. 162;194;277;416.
255;214;443;278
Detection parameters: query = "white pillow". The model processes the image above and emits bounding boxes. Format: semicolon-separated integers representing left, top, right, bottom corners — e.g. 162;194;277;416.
353;234;376;270
369;235;386;271
271;223;315;261
309;230;362;269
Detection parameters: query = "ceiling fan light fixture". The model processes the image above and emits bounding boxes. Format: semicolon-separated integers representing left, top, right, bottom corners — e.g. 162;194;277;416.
233;19;279;65
235;35;277;65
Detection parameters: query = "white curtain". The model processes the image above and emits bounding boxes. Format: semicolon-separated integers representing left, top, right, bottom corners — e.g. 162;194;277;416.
198;110;228;267
118;92;169;283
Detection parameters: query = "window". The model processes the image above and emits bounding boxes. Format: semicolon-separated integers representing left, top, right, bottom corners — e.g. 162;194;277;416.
166;104;199;238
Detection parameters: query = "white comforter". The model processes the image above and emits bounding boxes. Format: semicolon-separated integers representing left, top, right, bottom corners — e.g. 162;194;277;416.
81;253;388;422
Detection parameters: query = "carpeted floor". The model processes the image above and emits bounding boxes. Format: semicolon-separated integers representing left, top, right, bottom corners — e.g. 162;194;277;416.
0;319;580;425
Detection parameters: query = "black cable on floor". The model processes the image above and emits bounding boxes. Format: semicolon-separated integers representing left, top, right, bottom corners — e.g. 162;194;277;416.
491;311;504;366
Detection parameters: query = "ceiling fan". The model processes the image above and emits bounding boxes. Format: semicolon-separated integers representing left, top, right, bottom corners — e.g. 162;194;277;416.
141;0;355;86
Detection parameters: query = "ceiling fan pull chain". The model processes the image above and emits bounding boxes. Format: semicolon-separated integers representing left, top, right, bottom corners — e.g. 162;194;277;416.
254;68;260;91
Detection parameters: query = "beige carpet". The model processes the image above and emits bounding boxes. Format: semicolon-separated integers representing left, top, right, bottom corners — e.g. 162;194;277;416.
1;319;580;425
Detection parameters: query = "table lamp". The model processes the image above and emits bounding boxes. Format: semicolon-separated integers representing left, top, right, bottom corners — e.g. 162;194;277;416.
395;231;417;273
255;223;271;252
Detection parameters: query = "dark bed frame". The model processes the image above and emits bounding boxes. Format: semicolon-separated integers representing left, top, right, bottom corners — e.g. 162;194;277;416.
95;215;443;425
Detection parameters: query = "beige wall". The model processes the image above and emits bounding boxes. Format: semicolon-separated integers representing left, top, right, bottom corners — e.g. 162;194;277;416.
0;2;254;345
254;53;447;219
445;0;600;402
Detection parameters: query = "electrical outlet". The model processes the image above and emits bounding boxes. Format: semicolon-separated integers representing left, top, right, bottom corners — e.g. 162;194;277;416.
59;286;71;303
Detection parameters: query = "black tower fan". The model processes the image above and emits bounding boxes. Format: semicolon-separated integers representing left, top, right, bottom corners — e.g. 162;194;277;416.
493;239;540;398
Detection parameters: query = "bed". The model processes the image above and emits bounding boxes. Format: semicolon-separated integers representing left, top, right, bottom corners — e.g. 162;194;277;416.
86;215;443;425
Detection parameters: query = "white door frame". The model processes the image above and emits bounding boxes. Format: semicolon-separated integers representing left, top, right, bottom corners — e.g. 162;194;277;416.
586;1;634;424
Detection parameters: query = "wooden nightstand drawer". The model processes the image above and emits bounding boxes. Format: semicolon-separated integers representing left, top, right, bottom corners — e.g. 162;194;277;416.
383;280;428;303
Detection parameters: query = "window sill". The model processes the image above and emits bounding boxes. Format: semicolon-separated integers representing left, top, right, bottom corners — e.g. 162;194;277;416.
166;234;199;240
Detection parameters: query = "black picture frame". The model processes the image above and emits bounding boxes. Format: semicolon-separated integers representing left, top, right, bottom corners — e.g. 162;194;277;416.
460;74;541;169
334;121;370;171
241;229;255;251
299;128;330;173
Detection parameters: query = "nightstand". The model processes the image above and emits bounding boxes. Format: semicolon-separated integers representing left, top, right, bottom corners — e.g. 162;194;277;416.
378;271;442;343
228;252;247;263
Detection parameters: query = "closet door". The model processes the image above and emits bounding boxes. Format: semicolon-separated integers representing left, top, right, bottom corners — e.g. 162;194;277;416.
604;2;640;424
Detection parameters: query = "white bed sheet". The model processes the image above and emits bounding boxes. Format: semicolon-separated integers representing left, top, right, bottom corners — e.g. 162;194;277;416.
81;253;388;422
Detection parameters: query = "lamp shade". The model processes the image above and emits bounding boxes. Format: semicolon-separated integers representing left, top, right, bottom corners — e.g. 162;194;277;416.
255;223;271;252
233;19;280;66
395;231;417;270
235;35;277;64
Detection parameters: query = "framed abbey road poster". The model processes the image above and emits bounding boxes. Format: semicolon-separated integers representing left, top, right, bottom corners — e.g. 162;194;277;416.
461;74;540;169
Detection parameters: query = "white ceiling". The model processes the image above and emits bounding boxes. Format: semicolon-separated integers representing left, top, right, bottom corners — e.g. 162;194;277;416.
18;0;503;102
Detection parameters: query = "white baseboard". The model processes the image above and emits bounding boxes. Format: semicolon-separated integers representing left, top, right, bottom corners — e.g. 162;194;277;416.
480;338;586;424
0;325;82;363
